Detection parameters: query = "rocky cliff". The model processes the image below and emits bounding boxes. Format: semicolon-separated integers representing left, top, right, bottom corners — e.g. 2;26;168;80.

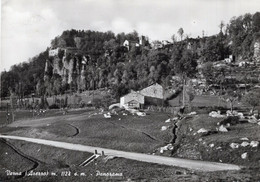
44;47;88;90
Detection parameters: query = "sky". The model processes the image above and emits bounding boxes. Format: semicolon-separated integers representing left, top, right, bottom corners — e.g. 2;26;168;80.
1;0;259;72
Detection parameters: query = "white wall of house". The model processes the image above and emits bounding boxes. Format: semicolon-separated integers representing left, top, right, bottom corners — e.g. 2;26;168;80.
49;48;59;57
120;91;144;108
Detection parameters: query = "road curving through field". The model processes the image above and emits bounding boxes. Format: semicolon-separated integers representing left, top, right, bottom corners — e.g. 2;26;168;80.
0;134;241;172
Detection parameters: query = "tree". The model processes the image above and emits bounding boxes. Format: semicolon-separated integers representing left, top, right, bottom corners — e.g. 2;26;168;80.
252;12;260;32
177;28;184;41
242;90;260;115
219;21;225;33
171;34;176;43
171;45;197;107
201;35;226;63
222;89;240;112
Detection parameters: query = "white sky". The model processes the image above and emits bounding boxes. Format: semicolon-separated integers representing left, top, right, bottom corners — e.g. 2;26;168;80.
1;0;259;71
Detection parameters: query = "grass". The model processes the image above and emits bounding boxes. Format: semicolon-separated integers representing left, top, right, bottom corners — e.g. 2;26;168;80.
0;109;92;127
62;112;171;153
175;114;260;166
2;110;173;153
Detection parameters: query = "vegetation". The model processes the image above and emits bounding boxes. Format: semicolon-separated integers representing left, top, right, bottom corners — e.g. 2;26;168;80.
1;12;260;107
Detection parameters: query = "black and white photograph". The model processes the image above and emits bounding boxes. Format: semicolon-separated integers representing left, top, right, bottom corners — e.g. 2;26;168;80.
1;0;260;181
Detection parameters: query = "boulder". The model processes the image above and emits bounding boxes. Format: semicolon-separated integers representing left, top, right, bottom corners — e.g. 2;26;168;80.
165;119;171;123
240;137;249;141
250;141;259;147
237;112;244;119
161;126;168;131
209;143;214;148
240;141;250;147
226;110;233;116
241;152;248;159
197;128;208;133
188;111;197;115
248;118;258;123
232;111;239;116
104;113;111;118
219;125;228;132
160;148;164;154
230;143;240;149
209;111;225;118
172;117;179;121
136;112;146;116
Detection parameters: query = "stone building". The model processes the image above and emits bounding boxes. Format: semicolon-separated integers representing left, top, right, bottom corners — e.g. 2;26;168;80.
140;83;164;106
120;83;164;109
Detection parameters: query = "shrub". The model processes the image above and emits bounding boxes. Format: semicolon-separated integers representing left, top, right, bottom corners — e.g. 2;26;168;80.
219;116;240;125
92;98;102;108
49;104;60;109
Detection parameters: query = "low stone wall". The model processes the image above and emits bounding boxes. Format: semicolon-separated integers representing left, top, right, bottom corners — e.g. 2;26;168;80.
146;105;180;114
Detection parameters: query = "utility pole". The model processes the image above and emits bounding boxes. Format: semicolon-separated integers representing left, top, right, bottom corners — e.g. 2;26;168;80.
182;78;186;107
6;103;9;124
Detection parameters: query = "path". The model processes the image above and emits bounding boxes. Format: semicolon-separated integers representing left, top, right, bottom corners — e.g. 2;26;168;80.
0;134;241;172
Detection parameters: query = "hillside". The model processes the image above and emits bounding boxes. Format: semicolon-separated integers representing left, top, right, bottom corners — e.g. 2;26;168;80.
1;12;260;106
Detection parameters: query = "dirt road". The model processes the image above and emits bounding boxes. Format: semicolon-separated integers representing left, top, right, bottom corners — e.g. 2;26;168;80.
0;134;241;172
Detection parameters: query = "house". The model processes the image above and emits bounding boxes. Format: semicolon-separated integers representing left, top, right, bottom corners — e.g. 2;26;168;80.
120;83;164;109
223;55;234;64
151;41;163;49
140;83;164;106
123;40;140;50
49;48;60;57
120;90;144;109
162;40;171;46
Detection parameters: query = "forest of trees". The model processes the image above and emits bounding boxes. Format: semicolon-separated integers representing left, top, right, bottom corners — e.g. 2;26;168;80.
1;12;260;101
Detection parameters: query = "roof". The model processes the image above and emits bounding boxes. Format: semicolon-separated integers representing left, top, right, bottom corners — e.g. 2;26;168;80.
120;90;144;98
142;83;163;89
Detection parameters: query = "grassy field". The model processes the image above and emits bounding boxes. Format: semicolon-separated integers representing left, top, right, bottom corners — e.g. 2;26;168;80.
2;111;172;153
0;108;94;127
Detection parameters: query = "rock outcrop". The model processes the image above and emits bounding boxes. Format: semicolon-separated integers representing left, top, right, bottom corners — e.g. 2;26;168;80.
44;47;89;90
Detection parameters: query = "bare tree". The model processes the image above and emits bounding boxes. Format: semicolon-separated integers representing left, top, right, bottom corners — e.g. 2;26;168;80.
171;34;176;43
219;21;225;33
